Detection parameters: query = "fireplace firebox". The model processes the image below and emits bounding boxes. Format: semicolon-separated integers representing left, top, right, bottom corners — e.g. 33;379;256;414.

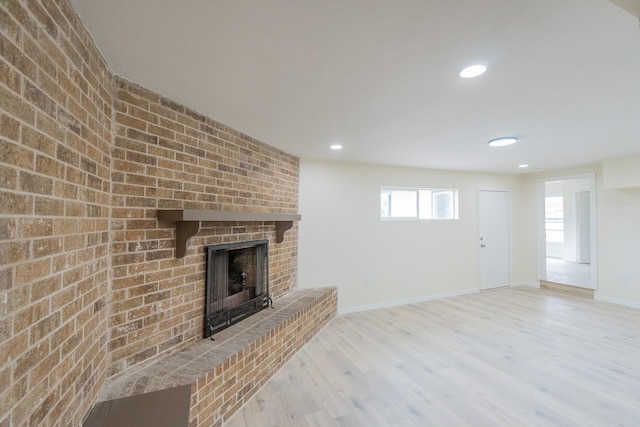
204;239;270;338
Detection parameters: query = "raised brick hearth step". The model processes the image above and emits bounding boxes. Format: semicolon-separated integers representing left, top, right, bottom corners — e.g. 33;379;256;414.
85;287;337;427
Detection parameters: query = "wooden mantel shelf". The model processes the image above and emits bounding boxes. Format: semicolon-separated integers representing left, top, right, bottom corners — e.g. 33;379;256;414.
157;210;301;258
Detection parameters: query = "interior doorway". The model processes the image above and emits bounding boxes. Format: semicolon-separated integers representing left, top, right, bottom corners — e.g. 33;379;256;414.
537;173;597;289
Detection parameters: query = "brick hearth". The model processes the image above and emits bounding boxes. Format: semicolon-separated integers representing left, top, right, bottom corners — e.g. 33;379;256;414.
90;288;336;426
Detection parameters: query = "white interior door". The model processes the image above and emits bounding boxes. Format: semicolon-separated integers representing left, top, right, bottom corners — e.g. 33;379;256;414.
478;190;510;290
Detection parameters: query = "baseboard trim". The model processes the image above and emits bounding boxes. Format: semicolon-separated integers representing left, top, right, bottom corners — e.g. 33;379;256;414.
338;288;478;315
594;294;640;309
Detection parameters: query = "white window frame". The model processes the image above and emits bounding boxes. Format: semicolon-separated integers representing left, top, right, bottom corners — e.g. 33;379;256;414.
381;187;459;220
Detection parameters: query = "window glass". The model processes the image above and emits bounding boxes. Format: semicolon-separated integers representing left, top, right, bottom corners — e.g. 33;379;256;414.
545;196;564;244
381;187;458;220
381;190;391;217
418;190;433;219
433;190;453;219
385;190;417;217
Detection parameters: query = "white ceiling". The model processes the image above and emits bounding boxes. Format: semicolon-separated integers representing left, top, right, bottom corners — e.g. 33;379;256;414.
69;0;640;173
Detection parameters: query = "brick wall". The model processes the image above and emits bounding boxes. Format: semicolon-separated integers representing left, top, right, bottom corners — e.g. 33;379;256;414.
108;78;300;378
0;0;113;426
1;0;301;425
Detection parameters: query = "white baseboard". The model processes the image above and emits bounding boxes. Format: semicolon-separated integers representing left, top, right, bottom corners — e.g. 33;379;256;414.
338;288;477;315
511;280;540;288
594;294;640;309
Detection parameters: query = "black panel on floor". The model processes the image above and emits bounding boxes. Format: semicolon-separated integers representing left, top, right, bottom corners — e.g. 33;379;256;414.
83;385;191;427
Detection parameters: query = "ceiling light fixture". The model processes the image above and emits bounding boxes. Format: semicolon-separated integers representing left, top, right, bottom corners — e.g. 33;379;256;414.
518;164;529;168
459;64;487;78
488;136;518;147
330;144;343;150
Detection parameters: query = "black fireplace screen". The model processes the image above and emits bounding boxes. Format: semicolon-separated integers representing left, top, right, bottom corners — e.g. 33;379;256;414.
204;239;269;338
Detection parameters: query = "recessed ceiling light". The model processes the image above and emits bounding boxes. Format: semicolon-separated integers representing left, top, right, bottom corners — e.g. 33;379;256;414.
459;64;487;78
330;144;343;150
518;164;529;168
488;137;518;147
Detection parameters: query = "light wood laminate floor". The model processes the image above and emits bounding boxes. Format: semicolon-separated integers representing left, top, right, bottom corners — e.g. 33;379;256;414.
225;287;640;427
546;257;591;288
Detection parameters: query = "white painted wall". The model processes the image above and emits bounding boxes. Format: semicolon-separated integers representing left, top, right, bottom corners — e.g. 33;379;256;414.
298;159;528;312
597;185;640;306
299;158;640;312
603;154;640;189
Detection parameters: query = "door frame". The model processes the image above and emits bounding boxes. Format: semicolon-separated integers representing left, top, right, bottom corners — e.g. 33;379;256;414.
536;172;598;289
477;188;512;291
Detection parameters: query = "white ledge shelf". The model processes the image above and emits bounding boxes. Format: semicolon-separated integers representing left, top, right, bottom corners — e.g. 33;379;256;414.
157;209;301;258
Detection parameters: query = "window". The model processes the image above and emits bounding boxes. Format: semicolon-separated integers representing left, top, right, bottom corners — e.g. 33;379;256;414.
381;187;458;220
545;195;564;243
545;195;564;259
